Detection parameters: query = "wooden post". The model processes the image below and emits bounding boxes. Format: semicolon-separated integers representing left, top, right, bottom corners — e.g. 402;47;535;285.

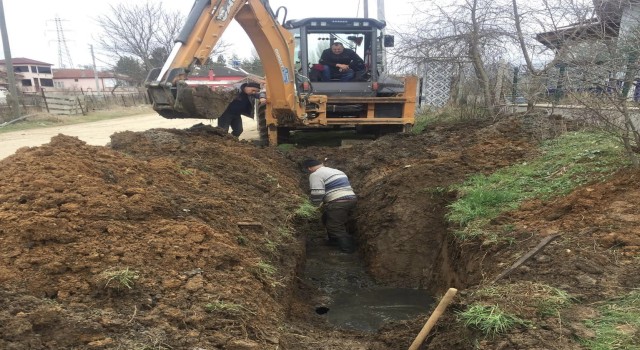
490;234;561;284
40;89;49;113
408;288;458;350
76;96;86;116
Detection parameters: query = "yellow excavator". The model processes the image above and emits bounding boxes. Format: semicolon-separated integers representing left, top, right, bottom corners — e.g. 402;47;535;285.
145;0;417;145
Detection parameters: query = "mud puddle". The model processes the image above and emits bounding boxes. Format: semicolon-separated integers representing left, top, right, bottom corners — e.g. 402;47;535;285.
303;228;434;332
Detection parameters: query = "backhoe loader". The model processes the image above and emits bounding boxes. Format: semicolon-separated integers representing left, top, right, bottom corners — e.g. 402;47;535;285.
145;0;417;145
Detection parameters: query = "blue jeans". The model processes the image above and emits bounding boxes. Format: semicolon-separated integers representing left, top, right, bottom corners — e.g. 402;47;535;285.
321;65;355;82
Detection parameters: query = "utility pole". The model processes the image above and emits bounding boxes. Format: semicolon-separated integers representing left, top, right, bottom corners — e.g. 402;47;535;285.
90;45;101;95
0;0;20;120
377;0;387;71
364;0;368;18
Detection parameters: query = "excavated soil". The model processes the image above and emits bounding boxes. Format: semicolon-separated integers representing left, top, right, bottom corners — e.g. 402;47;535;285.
1;115;639;349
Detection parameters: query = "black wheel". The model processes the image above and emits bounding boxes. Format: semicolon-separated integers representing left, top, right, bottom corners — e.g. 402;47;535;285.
277;127;290;144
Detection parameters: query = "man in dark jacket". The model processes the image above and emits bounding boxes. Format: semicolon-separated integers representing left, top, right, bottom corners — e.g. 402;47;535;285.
318;42;365;82
217;82;263;137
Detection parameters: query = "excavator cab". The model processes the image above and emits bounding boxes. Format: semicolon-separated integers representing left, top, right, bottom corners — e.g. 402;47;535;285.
288;18;386;95
286;18;412;121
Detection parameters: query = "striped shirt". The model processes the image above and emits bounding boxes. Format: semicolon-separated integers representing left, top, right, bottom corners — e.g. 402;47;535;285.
309;166;356;205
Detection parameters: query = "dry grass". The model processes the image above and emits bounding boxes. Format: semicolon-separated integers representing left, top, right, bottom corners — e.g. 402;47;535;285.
0;106;154;133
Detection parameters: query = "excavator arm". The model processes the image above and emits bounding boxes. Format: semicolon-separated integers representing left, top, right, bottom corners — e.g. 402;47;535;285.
145;0;326;123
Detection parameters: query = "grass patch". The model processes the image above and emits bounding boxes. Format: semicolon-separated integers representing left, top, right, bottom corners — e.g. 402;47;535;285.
412;106;489;134
178;167;194;176
412;113;431;134
265;239;278;253
474;282;575;319
582;291;640;350
255;260;277;277
204;300;246;315
0;106;154;133
276;143;296;152
535;286;575;318
277;226;292;238
458;304;527;336
102;267;139;290
447;131;628;241
294;200;318;219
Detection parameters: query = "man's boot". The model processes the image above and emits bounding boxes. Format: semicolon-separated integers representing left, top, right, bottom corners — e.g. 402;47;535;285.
337;236;355;253
325;236;339;246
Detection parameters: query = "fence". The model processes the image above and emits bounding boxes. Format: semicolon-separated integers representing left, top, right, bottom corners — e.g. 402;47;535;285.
0;90;150;118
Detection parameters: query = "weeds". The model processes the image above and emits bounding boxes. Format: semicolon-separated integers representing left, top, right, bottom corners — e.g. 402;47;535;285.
294;200;318;219
582;291;640;350
236;235;247;245
204;300;245;315
535;286;575;318
264;239;278;253
412;105;489;134
265;174;277;183
0;107;155;134
178;167;193;176
474;282;575;317
277;143;295;152
277;226;292;238
447;131;628;241
458;304;526;337
102;267;139;290
255;260;277;278
412;114;431;134
419;186;448;198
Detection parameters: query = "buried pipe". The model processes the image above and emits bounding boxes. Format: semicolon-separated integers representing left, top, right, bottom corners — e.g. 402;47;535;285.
408;287;458;350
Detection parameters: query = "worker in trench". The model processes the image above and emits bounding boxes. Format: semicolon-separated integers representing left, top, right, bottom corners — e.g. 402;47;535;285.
303;159;357;253
217;82;265;137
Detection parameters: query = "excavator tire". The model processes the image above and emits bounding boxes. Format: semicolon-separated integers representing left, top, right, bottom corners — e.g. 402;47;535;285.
277;127;290;144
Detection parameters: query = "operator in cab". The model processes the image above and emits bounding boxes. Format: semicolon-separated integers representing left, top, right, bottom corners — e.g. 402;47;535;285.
318;42;365;82
217;82;265;138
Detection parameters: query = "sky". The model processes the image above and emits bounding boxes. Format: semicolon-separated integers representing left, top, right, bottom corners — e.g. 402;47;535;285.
0;0;419;70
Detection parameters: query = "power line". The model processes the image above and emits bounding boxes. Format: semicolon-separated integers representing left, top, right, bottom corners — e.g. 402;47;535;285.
53;17;74;68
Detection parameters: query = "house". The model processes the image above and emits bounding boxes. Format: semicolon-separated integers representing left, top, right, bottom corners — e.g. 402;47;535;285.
535;0;640;99
0;58;53;93
52;69;135;93
186;65;264;90
0;68;24;91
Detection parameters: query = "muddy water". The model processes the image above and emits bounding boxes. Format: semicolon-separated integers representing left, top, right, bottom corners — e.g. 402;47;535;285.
304;229;434;332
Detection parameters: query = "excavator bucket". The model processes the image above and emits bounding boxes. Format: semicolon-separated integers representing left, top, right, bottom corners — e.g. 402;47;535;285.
147;81;236;120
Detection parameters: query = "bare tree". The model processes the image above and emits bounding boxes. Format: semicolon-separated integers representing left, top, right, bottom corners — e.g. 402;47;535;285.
512;0;640;165
391;0;514;113
508;0;596;109
96;1;170;73
95;1;232;84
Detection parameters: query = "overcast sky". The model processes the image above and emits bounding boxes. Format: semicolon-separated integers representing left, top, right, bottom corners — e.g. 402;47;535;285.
0;0;418;69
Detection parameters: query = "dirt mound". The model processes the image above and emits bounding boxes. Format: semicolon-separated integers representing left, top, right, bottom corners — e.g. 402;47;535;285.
0;127;307;349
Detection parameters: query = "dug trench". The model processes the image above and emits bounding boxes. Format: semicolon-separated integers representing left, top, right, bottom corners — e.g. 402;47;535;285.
1;115;638;349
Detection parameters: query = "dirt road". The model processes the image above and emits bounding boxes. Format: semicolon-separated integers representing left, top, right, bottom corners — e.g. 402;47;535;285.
0;113;259;160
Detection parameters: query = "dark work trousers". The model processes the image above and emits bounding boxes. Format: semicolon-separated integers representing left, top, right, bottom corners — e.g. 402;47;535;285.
217;113;244;137
322;200;357;251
